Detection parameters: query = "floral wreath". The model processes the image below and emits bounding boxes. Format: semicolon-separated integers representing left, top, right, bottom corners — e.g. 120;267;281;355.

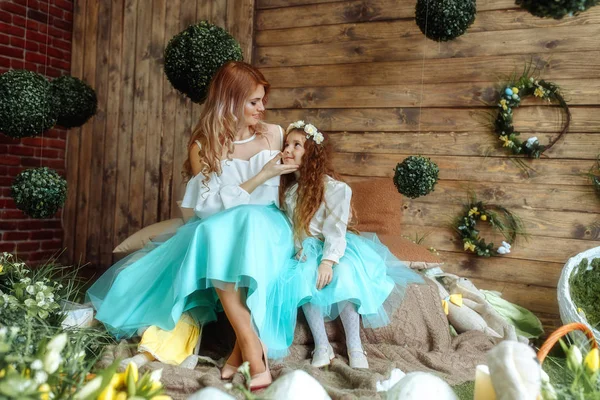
454;197;525;257
287;120;324;144
494;70;570;159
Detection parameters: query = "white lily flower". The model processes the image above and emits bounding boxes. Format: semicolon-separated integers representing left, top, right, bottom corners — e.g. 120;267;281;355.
43;350;62;373
74;376;103;399
47;333;68;353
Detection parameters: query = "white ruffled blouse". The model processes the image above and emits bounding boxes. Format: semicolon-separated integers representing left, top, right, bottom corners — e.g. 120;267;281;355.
181;149;281;219
283;176;352;263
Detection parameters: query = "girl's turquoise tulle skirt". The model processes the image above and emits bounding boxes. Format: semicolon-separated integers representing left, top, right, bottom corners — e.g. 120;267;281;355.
262;232;424;357
86;203;299;357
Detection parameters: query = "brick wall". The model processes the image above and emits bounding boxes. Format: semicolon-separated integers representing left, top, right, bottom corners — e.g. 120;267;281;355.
0;0;73;264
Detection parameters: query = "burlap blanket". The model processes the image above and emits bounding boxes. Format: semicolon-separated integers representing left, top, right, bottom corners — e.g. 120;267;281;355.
97;281;499;399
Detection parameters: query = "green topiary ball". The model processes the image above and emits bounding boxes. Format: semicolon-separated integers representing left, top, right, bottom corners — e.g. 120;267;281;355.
516;0;598;19
11;167;67;219
393;155;440;199
164;21;243;104
0;70;57;138
415;0;476;42
51;75;97;128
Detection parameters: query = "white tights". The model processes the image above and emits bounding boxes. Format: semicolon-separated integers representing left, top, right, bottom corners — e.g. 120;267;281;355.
302;301;363;351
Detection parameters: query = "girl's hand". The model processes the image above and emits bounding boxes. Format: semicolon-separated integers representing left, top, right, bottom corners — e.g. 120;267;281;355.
316;260;334;290
260;153;299;180
295;249;306;262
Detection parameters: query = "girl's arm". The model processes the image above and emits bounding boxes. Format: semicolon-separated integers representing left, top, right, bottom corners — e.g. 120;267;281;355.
321;179;352;264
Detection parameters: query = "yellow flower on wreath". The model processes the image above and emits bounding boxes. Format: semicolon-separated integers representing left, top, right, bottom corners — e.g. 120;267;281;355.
464;241;476;252
480;214;487;221
534;87;545;98
468;207;480;217
499;135;513;148
499;99;508;111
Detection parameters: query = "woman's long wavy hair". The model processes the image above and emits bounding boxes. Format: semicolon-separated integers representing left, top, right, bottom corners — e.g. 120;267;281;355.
279;128;358;244
183;61;270;182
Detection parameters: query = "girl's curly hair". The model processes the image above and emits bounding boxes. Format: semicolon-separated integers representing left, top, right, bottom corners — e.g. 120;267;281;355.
279;128;358;245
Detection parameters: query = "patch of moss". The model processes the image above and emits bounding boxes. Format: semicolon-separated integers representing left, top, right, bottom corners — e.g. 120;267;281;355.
569;257;600;329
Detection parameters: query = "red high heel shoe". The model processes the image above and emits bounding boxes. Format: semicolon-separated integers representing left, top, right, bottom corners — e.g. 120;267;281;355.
249;340;272;391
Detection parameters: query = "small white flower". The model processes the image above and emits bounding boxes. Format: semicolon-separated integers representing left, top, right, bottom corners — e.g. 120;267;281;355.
34;370;48;384
304;124;318;136
224;383;233;390
525;137;538;147
31;359;43;370
37;300;46;308
313;132;324;144
24;298;36;307
46;333;68;353
9;327;19;335
26;285;36;295
501;241;511;249
0;327;7;339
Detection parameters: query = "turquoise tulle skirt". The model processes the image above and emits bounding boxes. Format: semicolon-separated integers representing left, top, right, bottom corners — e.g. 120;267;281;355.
263;232;424;357
87;203;297;356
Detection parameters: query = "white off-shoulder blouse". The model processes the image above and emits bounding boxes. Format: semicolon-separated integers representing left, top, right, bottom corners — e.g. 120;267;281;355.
181;147;281;219
283;176;352;263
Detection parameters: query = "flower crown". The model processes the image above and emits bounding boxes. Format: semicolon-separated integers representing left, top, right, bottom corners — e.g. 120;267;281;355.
286;120;324;145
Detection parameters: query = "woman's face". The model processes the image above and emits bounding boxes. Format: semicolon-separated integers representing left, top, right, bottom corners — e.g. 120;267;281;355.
282;131;306;166
244;85;266;127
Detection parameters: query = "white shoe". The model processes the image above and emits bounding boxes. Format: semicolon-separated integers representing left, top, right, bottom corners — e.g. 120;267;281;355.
311;344;335;368
348;348;369;369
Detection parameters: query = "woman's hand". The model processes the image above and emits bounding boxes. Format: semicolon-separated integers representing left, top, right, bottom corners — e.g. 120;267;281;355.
316;260;334;290
259;153;298;180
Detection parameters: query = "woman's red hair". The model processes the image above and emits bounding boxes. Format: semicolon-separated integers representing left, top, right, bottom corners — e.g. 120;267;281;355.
183;61;270;180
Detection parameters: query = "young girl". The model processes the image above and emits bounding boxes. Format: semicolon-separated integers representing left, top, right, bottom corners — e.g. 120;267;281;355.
277;120;424;368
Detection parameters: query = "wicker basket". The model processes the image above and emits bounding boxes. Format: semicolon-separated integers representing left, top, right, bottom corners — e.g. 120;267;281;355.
557;247;600;350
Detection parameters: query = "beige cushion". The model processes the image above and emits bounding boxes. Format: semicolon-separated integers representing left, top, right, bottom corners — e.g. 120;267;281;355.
348;178;402;235
177;200;195;223
112;218;184;259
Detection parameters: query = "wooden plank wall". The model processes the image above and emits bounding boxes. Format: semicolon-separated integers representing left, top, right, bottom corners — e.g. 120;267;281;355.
255;0;600;330
64;0;254;269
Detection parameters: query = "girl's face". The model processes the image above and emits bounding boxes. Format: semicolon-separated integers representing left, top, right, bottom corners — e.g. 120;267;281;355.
282;131;306;166
244;85;266;126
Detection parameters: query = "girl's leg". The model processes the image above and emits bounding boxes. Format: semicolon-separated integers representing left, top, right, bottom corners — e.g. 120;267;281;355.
302;303;334;367
216;288;265;376
339;301;369;369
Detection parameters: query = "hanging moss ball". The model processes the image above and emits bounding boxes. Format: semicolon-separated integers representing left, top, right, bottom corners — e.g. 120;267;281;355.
516;0;598;19
51;75;98;128
164;21;243;103
0;69;57;138
415;0;477;42
11;167;67;219
393;156;440;199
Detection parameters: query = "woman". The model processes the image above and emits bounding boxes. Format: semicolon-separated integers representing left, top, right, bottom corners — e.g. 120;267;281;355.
87;61;299;390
